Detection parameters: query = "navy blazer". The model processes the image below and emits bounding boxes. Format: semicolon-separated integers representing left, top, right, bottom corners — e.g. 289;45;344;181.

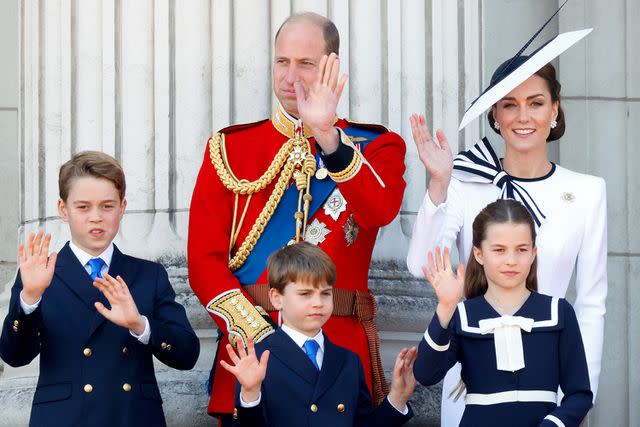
233;328;412;427
0;243;200;427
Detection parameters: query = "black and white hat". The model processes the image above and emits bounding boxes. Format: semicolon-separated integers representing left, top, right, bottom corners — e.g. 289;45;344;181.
458;1;592;130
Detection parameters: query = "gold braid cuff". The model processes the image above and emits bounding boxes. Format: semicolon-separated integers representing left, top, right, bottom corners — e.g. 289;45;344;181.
328;149;363;183
206;289;275;349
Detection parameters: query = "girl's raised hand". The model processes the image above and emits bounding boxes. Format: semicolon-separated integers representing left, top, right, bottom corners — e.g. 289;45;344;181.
422;247;465;327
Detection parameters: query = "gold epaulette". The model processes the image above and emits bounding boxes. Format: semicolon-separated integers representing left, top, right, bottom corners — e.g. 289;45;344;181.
207;289;275;348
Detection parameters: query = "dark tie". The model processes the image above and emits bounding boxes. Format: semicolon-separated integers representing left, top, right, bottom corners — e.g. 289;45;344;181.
87;258;105;280
303;339;320;371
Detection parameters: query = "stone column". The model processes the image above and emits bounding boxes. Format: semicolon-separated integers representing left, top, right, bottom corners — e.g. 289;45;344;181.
1;1;482;425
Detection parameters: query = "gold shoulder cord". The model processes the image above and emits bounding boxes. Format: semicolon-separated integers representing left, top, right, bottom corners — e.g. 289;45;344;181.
208;129;316;271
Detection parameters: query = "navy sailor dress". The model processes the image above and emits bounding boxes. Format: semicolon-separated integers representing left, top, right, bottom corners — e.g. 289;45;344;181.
414;292;592;427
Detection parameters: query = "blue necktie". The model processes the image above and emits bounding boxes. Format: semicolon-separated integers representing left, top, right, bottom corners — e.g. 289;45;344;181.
87;258;105;280
303;339;320;371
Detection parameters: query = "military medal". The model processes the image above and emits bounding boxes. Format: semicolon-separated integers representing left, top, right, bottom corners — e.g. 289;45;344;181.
315;155;328;180
343;214;359;246
323;188;347;221
315;168;328;180
304;219;331;245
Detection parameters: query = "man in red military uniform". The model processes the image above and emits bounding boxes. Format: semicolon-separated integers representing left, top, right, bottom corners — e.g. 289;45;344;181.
188;12;406;425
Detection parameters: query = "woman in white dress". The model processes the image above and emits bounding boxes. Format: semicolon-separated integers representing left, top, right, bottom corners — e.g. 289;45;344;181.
406;47;607;427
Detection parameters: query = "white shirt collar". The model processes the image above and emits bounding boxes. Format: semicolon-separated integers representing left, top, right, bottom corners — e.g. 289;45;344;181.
69;241;114;269
280;324;325;352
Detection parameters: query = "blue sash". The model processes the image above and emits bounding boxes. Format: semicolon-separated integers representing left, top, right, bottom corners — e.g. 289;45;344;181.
233;126;381;285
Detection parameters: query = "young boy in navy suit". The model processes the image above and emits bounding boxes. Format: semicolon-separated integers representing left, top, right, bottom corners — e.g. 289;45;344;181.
221;242;416;426
0;151;200;427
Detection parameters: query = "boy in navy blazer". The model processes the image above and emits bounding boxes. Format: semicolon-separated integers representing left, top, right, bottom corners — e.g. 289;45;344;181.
0;151;200;427
221;242;416;427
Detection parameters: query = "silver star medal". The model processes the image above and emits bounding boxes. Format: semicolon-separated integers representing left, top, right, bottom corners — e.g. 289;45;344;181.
323;188;347;221
304;218;331;245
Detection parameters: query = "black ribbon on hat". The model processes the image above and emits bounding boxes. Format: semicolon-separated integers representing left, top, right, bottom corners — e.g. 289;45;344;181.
452;138;546;228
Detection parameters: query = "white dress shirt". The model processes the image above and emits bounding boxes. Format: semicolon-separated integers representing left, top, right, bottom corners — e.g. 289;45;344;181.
19;241;150;344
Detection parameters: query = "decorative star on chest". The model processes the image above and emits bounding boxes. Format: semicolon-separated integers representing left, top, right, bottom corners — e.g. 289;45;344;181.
304;219;331;245
323;188;347;221
289;146;305;166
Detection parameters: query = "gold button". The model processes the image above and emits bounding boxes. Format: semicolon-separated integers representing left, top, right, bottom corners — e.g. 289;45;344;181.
337;403;345;413
166;344;172;351
310;403;318;413
84;384;93;393
233;408;238;420
83;348;92;357
122;383;132;392
12;326;18;332
13;320;19;327
122;346;129;356
161;342;168;350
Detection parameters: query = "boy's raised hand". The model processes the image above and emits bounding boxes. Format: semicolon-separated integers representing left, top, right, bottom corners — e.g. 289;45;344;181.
220;337;270;404
388;346;418;411
93;273;146;335
19;230;58;305
422;246;465;328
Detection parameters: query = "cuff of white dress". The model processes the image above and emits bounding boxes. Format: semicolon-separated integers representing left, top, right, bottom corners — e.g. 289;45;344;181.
129;316;151;345
19;291;41;315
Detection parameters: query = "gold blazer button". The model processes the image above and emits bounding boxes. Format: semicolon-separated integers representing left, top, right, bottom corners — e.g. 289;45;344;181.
310;404;318;413
122;383;132;392
337;403;345;412
84;384;93;393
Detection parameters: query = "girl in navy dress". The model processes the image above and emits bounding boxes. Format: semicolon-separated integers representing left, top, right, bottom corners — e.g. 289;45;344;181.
414;199;592;427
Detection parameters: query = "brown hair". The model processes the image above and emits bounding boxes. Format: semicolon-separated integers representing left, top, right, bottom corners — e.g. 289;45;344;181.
267;242;336;293
488;62;566;142
464;199;538;299
274;12;340;55
59;151;126;201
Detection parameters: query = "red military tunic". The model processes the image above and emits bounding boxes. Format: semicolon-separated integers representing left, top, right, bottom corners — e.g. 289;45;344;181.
188;105;406;417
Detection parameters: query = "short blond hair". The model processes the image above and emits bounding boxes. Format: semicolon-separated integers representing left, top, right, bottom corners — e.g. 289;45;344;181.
59;151;126;201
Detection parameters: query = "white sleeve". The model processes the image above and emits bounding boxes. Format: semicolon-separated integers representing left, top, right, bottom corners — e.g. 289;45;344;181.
129;316;151;345
573;177;607;399
19;291;41;315
406;178;465;277
240;391;261;408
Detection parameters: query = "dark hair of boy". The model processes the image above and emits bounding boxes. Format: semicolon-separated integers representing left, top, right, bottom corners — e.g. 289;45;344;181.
267;242;337;293
464;199;538;299
58;151;126;201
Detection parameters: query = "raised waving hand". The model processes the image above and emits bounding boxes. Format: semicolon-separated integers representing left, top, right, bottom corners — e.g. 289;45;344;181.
220;337;270;404
409;114;453;205
422;246;465;328
295;53;347;153
19;230;58;305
